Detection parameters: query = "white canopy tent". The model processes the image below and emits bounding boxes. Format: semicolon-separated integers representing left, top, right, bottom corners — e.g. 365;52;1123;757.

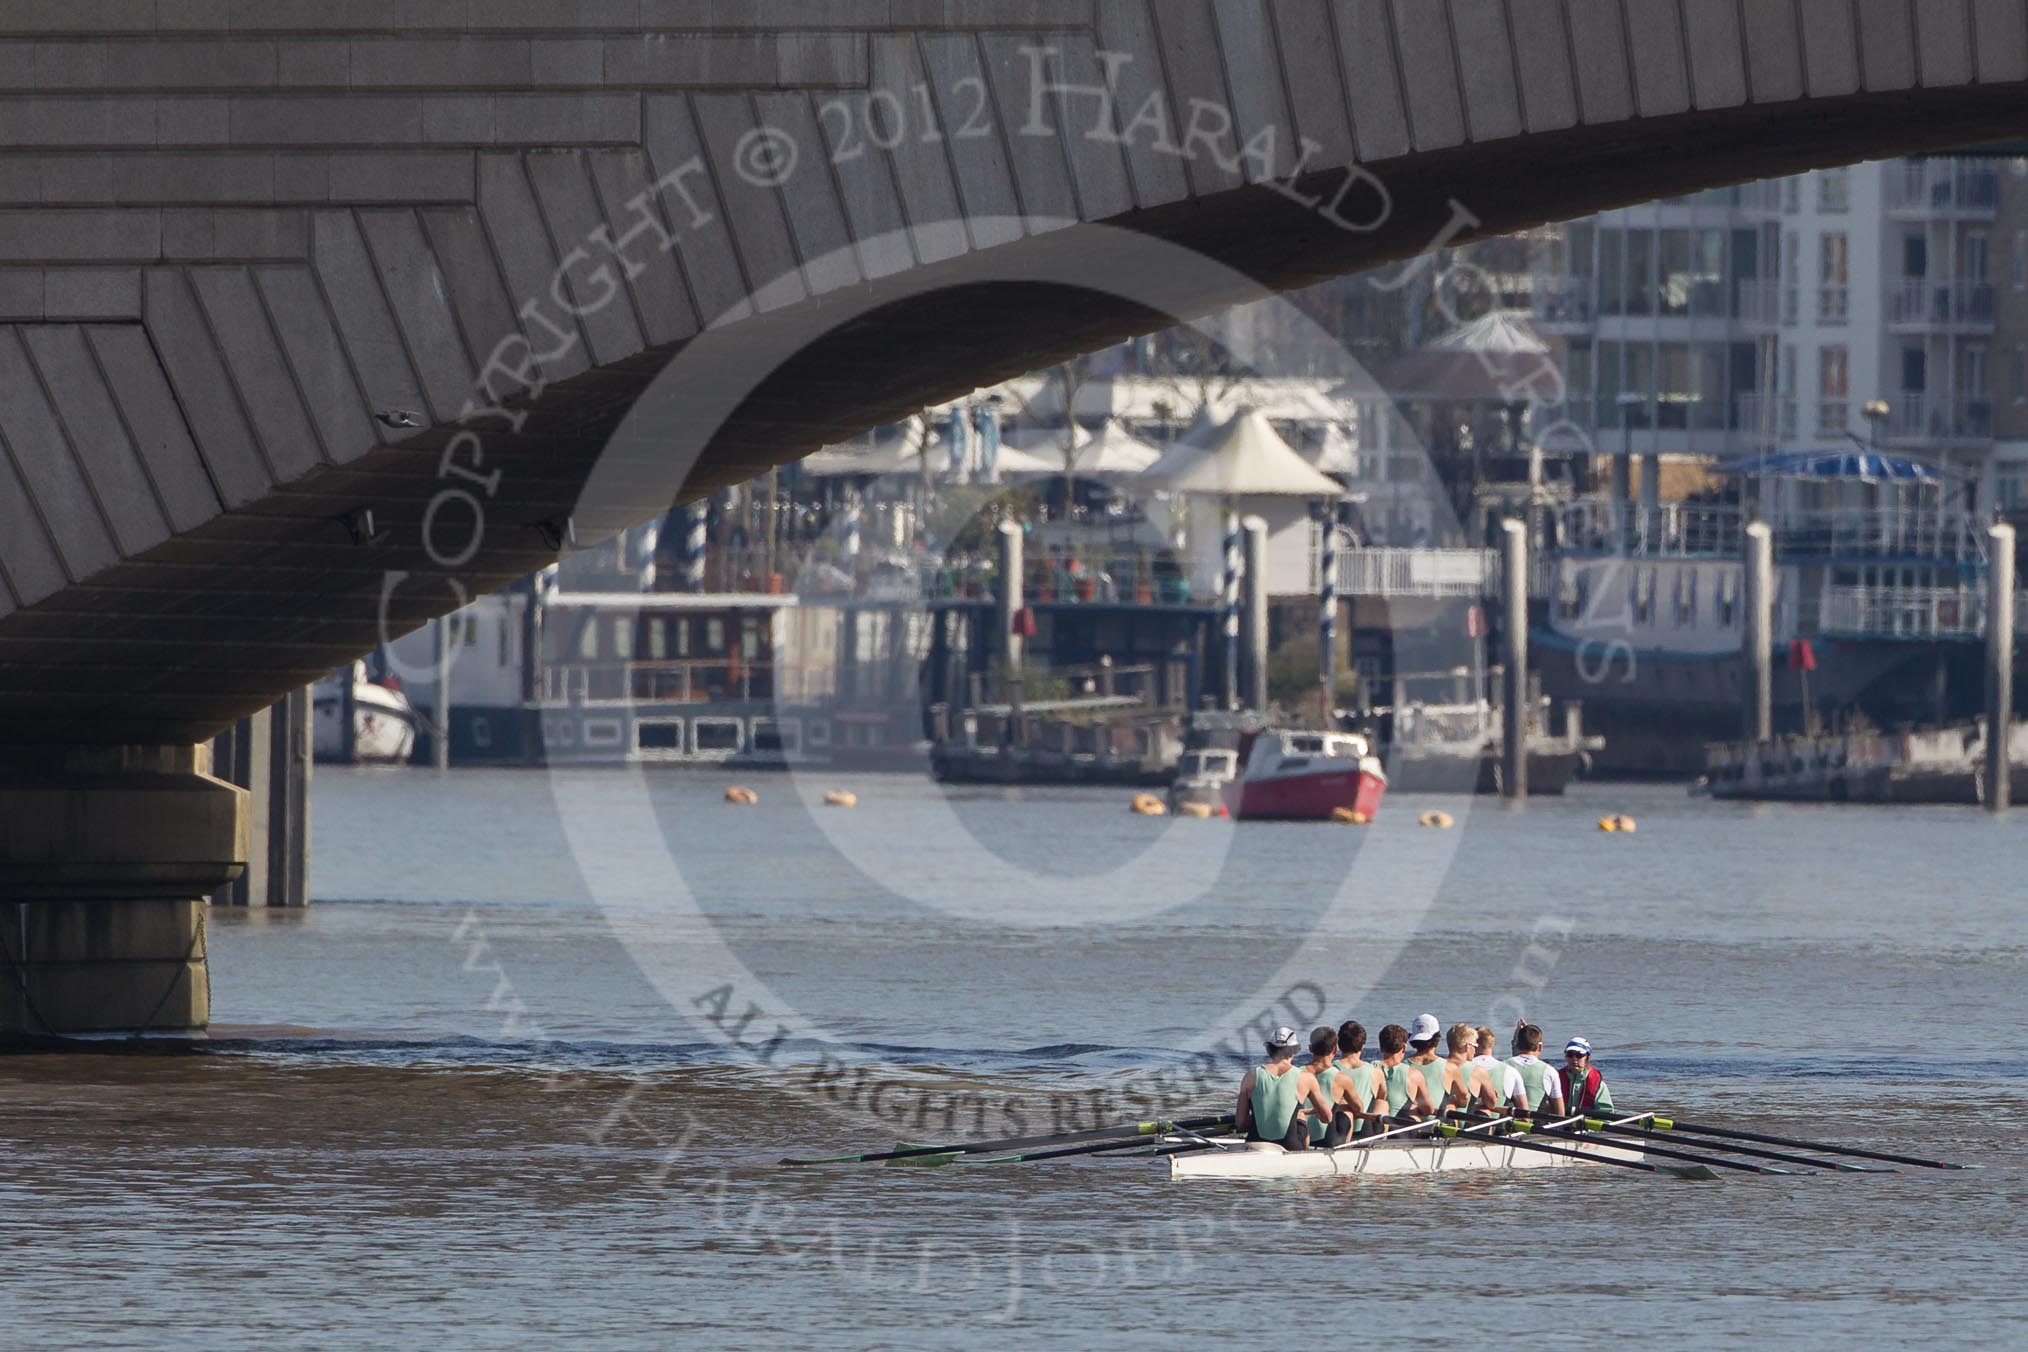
1139;409;1345;596
1009;417;1164;478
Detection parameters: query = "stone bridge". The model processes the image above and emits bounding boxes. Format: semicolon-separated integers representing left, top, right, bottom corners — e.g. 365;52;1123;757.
2;0;2025;1035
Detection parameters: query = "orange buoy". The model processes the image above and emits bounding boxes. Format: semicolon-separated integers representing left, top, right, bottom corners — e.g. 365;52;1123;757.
725;785;758;805
822;790;857;807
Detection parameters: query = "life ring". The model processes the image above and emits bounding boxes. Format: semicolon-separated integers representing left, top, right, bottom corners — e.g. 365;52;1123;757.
1597;814;1637;833
1330;806;1370;825
1417;810;1453;829
1130;792;1166;816
724;785;758;804
822;790;857;807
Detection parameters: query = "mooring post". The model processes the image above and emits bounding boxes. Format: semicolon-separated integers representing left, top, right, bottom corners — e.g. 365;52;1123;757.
1242;515;1269;714
1501;517;1529;800
997;520;1023;697
1987;523;2015;812
1222;505;1241;710
432;615;452;772
1743;520;1774;744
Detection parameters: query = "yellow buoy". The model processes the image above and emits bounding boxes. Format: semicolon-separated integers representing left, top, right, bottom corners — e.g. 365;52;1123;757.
724;785;758;805
1177;801;1213;818
822;790;857;808
1130;793;1166;816
1329;806;1371;824
1598;814;1636;832
1417;810;1453;829
1597;815;1617;832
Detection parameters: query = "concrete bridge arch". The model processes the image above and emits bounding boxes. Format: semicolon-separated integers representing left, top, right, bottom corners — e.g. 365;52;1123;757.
1;0;2026;1032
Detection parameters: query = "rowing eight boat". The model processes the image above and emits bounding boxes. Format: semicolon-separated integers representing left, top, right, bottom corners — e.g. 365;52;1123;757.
1166;1135;1647;1180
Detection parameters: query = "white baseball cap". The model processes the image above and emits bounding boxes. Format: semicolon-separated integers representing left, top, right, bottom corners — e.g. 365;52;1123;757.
1408;1013;1440;1042
1266;1025;1301;1050
1565;1036;1593;1057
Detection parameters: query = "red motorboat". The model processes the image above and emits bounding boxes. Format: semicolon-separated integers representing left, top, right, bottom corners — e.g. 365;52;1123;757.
1223;728;1388;822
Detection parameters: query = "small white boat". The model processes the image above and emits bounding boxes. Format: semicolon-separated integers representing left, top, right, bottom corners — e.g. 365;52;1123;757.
313;662;419;765
1166;747;1237;812
1167;1135;1645;1180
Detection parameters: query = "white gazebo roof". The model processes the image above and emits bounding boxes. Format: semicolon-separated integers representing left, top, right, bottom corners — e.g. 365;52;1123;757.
1140;408;1346;497
1011;417;1163;477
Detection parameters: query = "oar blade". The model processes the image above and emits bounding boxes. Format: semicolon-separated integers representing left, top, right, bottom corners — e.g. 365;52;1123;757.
1662;1163;1723;1181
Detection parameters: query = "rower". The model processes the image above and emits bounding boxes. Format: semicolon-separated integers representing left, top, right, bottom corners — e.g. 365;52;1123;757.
1405;1013;1454;1115
1323;1019;1391;1143
1559;1036;1615;1115
1505;1021;1567;1118
1378;1022;1439;1119
1468;1024;1530;1114
1234;1026;1336;1149
1443;1023;1487;1110
1301;1026;1340;1146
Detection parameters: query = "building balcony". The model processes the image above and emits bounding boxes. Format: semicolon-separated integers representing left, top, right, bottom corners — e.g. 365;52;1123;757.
1817;284;1849;325
1735;393;1799;439
1885;160;2000;217
1735;278;1787;326
1885;278;1997;331
1881;393;1994;447
1734;179;1787;215
1530;274;1594;329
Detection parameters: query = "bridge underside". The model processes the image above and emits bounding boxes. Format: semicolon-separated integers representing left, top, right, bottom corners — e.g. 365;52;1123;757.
6;86;2025;749
2;1;2026;1036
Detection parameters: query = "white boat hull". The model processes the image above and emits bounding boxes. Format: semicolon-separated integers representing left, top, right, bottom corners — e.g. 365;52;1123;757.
313;681;418;765
1167;1136;1645;1179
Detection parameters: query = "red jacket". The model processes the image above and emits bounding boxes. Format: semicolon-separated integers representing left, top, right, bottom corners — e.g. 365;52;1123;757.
1559;1063;1604;1112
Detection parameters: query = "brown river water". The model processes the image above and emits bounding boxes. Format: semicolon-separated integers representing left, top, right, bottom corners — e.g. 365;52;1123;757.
1;768;2023;1349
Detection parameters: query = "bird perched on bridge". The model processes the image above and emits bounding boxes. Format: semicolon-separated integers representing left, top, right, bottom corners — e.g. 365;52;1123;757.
375;409;423;430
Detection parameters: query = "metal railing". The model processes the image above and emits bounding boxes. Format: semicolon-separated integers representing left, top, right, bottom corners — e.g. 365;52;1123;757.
1332;547;1498;598
1818;586;1983;639
540;658;829;705
1885;160;2000;216
1530;274;1594;327
1734;278;1784;325
1881;393;1994;445
1550;501;1987;562
1552;501;1743;557
1886;278;1997;329
1735;393;1798;439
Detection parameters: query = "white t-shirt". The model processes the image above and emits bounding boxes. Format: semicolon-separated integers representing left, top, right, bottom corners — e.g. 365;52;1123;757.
1469;1055;1527;1103
1505;1053;1564;1102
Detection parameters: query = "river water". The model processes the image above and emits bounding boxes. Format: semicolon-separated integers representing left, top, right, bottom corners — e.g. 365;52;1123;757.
2;767;2023;1348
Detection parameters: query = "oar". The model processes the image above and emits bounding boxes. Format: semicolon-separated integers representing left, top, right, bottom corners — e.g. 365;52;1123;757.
1578;1117;1895;1174
1431;1123;1720;1180
1622;1114;1977;1171
1441;1108;1791;1174
970;1128;1235;1165
779;1113;1233;1166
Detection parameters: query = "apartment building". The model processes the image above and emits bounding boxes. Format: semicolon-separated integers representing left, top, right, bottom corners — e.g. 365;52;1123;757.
1532;156;2028;513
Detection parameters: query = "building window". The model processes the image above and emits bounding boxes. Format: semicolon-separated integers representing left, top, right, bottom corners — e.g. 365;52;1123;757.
1998;463;2028;512
1817;169;1850;212
1819;345;1849;434
1819;232;1849;324
2013;231;2026;290
2013;345;2025;405
1966;231;1990;282
1966;345;1989;398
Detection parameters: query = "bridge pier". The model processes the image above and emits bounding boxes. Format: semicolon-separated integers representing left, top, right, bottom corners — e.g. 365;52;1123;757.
0;744;243;1039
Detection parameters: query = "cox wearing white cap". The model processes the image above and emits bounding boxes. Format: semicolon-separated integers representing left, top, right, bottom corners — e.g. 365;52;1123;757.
1234;1025;1336;1150
1559;1036;1615;1114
